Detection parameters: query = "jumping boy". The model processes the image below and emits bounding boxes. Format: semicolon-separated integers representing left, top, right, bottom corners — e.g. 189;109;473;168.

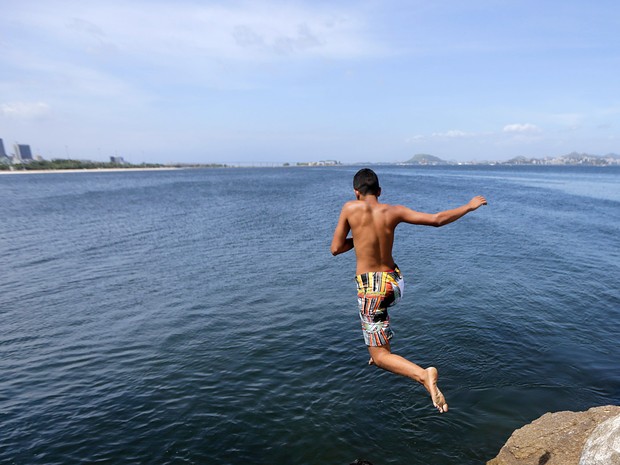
331;168;487;413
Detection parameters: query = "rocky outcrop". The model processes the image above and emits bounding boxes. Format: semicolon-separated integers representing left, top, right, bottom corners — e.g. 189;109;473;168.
487;405;620;465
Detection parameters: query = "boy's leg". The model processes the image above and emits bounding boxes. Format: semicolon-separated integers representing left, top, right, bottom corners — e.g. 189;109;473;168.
368;343;448;413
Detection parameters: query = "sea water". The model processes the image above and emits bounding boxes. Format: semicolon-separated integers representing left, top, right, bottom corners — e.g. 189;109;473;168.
1;165;619;465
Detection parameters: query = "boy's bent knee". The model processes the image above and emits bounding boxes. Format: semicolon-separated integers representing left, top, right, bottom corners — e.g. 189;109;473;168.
368;346;391;367
372;358;388;370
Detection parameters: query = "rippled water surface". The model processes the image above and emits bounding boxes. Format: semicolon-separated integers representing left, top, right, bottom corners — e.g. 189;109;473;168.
1;166;619;464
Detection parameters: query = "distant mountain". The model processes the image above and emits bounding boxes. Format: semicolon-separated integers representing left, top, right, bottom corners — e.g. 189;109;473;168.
564;151;593;160
563;151;618;160
504;152;619;166
505;155;530;164
396;151;619;166
404;154;448;165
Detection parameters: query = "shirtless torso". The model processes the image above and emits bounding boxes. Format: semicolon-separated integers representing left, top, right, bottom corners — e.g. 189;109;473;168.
331;191;486;275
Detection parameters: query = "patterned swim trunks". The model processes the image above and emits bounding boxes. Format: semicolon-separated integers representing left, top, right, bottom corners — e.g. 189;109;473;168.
355;266;405;347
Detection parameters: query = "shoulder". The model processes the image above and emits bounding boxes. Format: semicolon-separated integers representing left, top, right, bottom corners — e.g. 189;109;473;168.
386;204;420;223
341;200;363;212
383;203;406;215
336;200;359;222
388;204;408;213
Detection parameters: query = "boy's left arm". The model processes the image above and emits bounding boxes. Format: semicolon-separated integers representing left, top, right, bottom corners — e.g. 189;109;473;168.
331;205;354;256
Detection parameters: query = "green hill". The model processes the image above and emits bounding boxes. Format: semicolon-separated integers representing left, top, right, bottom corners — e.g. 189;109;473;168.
404;154;447;165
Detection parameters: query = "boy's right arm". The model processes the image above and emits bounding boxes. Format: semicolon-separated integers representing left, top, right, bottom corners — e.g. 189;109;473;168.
331;204;355;256
395;196;487;227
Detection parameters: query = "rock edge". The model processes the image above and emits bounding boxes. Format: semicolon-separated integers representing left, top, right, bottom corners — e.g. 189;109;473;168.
487;405;620;465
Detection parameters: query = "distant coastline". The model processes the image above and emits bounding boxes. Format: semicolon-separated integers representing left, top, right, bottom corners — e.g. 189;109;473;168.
0;167;183;175
402;151;620;166
0;158;228;173
3;151;619;173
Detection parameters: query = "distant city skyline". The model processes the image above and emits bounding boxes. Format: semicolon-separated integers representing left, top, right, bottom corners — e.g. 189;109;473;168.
0;136;35;162
1;131;618;167
1;1;618;164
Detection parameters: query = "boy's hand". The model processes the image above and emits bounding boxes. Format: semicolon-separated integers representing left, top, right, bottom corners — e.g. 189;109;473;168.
468;195;487;210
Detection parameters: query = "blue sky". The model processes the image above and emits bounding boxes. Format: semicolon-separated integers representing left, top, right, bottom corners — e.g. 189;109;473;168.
1;0;618;164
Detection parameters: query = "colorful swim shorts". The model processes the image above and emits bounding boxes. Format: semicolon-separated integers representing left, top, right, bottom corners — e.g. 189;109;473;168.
355;266;405;347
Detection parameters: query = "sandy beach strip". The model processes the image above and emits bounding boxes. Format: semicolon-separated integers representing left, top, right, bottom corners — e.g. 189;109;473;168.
0;167;183;175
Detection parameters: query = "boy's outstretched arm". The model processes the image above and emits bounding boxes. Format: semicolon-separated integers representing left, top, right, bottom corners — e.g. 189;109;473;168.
331;205;354;256
396;196;487;227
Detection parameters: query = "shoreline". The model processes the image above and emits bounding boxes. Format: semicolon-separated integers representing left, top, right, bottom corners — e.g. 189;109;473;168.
0;167;183;175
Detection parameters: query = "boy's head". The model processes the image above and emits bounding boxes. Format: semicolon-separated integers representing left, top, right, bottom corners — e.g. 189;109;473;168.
353;168;380;196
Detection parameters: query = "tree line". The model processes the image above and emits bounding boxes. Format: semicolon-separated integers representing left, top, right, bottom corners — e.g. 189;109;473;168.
0;159;165;171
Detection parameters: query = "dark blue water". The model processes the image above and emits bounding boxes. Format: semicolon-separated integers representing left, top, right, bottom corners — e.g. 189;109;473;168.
1;166;619;465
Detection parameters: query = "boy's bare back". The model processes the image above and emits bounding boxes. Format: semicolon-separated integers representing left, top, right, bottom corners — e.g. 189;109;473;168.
336;197;399;275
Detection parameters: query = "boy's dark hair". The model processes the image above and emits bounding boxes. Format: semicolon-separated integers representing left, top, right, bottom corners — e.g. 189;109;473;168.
353;168;380;195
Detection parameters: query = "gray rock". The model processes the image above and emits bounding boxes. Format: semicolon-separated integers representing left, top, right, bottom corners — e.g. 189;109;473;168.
487;405;620;465
580;413;620;465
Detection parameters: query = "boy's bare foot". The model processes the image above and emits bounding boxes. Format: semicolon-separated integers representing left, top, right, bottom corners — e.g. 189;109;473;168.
368;357;375;366
425;367;448;413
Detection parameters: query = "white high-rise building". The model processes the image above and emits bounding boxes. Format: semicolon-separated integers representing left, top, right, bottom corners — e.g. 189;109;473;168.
14;143;33;161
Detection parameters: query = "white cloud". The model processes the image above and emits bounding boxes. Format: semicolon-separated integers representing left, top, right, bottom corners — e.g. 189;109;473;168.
432;130;472;138
1;1;385;97
0;102;51;119
407;129;488;142
9;2;380;64
503;123;541;134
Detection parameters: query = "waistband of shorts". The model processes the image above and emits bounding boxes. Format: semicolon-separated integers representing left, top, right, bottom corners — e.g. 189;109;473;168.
355;264;401;280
